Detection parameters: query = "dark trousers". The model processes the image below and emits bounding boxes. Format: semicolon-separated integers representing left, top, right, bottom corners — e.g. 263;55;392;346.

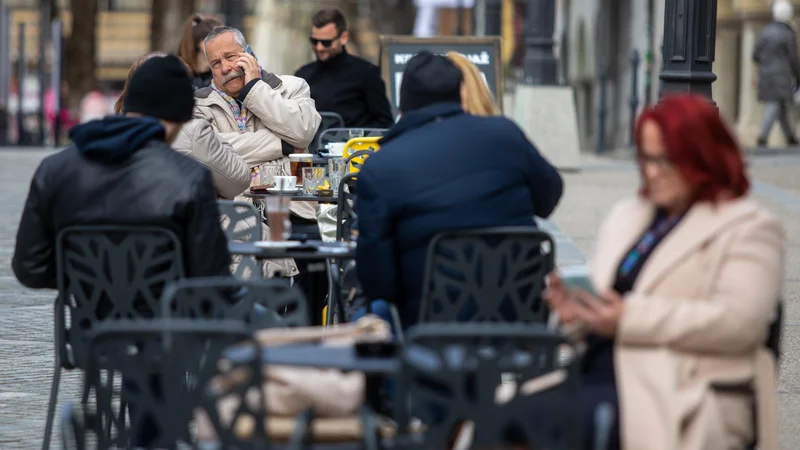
290;215;329;325
581;381;621;450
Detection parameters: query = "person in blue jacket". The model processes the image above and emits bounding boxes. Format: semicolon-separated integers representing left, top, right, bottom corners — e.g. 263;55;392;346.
355;51;564;328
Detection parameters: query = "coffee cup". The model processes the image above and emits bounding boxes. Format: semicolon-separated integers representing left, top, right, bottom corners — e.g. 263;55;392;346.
273;176;297;191
328;142;346;157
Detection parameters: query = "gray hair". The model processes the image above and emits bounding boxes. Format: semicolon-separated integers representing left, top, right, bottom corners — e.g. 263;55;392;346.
203;26;248;59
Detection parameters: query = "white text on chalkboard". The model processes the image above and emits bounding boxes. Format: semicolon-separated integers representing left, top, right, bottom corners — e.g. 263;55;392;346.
393;51;491;66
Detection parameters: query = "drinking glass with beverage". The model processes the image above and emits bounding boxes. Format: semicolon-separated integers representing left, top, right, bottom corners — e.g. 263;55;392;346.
289;154;313;184
259;164;282;187
302;167;325;195
265;195;291;241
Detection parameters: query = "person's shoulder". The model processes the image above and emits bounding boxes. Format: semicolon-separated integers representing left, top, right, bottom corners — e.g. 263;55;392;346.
143;139;209;177
347;54;379;70
194;85;215;99
295;61;317;78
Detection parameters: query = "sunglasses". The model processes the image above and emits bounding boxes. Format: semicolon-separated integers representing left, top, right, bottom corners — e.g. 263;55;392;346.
309;34;341;48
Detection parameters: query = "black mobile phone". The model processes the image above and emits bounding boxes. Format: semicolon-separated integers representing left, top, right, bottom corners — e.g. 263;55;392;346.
244;45;258;61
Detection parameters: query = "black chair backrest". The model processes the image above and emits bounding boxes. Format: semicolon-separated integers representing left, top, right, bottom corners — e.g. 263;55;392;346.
336;174;359;242
55;225;185;369
309;112;345;154
419;227;555;324
317;127;388;152
82;319;261;449
218;200;264;280
395;323;581;449
161;276;309;329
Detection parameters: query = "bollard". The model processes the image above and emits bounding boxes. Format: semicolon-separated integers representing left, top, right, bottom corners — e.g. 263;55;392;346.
0;3;10;145
596;66;609;154
629;49;641;147
17;22;29;146
51;20;62;146
38;0;50;146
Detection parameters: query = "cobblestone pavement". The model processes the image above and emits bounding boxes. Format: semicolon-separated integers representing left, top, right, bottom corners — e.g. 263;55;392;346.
3;147;800;447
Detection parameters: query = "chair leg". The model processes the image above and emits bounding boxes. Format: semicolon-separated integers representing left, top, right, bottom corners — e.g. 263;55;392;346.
42;363;62;450
389;304;406;346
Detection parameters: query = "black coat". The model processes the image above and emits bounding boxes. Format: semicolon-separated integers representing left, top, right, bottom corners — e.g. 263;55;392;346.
753;21;800;101
12;116;231;290
355;103;564;326
295;50;394;128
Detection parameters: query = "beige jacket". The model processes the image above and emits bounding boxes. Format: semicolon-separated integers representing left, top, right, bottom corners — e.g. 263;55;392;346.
172;119;251;200
588;196;783;450
193;72;321;220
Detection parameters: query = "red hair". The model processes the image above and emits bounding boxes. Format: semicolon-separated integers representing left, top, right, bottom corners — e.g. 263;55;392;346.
635;94;749;202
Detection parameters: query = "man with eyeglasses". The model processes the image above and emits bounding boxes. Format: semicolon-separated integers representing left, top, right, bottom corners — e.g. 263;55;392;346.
295;7;394;128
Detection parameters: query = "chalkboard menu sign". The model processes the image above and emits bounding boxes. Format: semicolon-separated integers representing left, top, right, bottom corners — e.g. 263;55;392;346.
378;35;503;114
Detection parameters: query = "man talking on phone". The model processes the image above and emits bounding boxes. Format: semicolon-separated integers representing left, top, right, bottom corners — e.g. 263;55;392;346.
195;26;323;306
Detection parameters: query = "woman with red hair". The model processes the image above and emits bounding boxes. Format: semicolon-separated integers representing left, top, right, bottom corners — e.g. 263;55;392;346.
546;94;783;450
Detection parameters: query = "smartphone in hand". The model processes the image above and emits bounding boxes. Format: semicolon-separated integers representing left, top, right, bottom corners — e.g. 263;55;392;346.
244;45;258;61
559;265;598;297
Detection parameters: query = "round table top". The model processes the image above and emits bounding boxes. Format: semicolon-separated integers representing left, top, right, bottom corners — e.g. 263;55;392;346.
242;190;338;203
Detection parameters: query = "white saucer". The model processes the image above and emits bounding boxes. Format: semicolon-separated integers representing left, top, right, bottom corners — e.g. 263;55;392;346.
315;246;351;255
267;188;301;194
254;241;303;248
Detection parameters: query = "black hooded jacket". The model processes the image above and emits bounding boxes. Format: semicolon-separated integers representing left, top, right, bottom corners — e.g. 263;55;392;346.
12;115;231;289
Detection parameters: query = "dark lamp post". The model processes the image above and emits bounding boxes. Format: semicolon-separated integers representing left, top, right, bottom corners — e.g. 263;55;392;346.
659;0;718;100
521;0;558;85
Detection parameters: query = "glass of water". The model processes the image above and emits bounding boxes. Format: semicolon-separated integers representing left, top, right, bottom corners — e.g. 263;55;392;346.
328;157;346;192
348;128;365;140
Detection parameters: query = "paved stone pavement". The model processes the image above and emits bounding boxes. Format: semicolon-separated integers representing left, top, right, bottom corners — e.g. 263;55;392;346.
2;147;800;447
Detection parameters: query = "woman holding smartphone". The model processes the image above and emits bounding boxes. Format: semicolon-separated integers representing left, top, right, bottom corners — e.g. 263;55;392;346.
545;94;783;450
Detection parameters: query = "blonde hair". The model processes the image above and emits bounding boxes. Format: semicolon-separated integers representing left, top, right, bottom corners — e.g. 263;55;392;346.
446;51;500;116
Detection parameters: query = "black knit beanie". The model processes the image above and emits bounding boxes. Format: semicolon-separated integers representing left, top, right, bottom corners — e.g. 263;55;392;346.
123;54;194;122
399;51;462;114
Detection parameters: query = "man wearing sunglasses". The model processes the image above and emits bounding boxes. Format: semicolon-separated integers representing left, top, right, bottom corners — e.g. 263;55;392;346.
295;7;394;129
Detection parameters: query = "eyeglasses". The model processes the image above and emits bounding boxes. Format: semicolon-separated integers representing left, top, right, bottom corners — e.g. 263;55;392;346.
309;34;341;48
637;153;674;170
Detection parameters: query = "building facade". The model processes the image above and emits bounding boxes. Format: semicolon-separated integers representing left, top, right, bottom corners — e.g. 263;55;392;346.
559;0;796;151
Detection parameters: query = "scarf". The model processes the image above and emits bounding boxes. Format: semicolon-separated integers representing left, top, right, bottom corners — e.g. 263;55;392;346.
212;83;248;133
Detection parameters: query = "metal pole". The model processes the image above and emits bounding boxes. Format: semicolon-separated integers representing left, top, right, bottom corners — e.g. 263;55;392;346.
456;0;464;36
52;19;62;146
659;0;718;101
223;0;245;33
629;50;641;146
521;0;558;85
38;0;50;145
475;0;486;36
0;3;10;145
17;22;27;146
596;66;608;154
485;0;502;36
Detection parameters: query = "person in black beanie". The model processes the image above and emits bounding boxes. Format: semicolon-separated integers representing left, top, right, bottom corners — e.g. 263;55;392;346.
353;50;564;330
13;52;232;448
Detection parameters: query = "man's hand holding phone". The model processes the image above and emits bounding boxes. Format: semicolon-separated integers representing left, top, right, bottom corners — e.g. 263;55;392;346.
237;52;261;85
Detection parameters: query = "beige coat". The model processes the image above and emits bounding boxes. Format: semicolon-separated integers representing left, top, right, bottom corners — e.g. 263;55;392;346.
171;118;297;277
588;196;784;450
171;119;251;200
193;72;321;220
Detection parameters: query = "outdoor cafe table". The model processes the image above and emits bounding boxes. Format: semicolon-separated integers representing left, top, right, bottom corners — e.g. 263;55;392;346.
242;190;339;203
227;241;356;325
224;343;401;374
